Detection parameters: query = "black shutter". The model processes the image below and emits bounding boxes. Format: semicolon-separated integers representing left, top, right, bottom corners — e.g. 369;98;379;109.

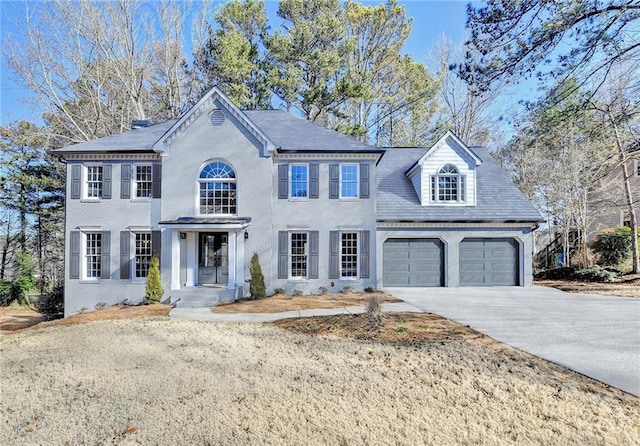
70;164;81;199
70;231;80;279
329;164;339;199
309;231;319;279
120;231;130;279
278;164;288;199
121;164;131;199
329;231;339;279
102;164;112;199
309;163;319;199
152;163;162;198
360;230;370;278
151;230;161;267
278;231;288;279
360;163;370;199
101;231;111;279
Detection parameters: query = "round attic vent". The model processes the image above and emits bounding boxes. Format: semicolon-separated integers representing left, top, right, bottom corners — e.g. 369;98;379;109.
208;109;226;126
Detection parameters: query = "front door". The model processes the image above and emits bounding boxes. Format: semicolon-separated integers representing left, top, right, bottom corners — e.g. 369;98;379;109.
198;233;228;285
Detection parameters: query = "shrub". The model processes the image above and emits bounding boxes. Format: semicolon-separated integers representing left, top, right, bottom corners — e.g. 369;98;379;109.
340;286;353;294
11;251;35;306
573;266;619;283
590;227;636;266
534;267;578;280
144;255;163;302
292;289;303;297
273;287;285;295
364;285;376;293
366;294;383;327
249;253;266;300
318;286;328;295
36;284;64;320
0;280;11;306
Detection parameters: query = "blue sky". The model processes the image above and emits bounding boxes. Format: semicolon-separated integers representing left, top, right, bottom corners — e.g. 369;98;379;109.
0;0;474;127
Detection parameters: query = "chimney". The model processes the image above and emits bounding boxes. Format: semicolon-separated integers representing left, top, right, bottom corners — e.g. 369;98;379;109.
131;120;151;129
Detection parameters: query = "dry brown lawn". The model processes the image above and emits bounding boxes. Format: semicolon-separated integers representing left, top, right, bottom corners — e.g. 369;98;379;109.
213;292;400;313
537;274;640;298
0;303;171;334
1;303;638;445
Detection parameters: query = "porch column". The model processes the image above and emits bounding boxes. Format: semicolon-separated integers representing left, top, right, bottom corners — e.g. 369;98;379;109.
236;230;245;286
171;230;180;290
227;231;236;289
186;232;197;286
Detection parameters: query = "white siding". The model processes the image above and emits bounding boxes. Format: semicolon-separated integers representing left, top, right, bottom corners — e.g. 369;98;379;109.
420;141;476;206
409;170;422;204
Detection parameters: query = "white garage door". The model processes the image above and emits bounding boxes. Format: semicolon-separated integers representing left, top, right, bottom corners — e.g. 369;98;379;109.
383;239;444;287
459;238;519;286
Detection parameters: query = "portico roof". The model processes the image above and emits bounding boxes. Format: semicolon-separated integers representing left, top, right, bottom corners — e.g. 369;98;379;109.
159;216;251;230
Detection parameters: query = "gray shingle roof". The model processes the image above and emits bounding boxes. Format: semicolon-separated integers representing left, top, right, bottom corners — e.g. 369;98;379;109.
377;147;543;223
53;109;381;154
244;110;381;153
52;121;177;154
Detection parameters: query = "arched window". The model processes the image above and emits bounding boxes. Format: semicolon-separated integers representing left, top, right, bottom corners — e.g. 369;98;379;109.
431;164;465;203
198;162;236;215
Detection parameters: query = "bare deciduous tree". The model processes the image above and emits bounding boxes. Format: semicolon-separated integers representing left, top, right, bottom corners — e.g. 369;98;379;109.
429;36;504;147
3;0;207;145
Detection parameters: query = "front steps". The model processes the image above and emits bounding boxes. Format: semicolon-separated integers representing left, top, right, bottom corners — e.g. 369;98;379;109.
169;286;231;308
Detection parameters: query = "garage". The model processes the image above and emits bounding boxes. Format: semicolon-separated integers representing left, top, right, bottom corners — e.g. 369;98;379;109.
459;238;519;286
383;238;444;286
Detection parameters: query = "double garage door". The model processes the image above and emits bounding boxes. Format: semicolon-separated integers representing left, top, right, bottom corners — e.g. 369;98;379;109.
383;238;519;287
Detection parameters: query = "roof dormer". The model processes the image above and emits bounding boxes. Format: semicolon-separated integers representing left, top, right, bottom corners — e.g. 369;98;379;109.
405;131;482;207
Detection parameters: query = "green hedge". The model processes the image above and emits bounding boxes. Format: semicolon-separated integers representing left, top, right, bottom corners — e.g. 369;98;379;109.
590;226;638;266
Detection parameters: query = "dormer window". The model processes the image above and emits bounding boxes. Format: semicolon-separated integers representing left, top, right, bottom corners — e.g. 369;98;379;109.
431;164;465;203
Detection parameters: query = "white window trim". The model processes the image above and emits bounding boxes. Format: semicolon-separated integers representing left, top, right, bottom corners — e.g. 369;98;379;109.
634;158;639;177
339;163;359;200
621;210;632;228
339;231;359;279
131;231;152;281
132;163;153;200
196;161;237;216
430;165;466;205
289;231;309;280
289;163;309;200
81;231;102;282
83;163;103;201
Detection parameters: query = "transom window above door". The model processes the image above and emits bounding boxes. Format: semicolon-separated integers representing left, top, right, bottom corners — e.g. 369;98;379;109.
199;161;237;215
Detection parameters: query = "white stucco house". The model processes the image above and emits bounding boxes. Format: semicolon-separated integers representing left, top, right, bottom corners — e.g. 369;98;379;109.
53;87;543;316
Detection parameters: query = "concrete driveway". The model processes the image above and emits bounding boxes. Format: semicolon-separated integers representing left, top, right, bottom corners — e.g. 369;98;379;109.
385;286;640;396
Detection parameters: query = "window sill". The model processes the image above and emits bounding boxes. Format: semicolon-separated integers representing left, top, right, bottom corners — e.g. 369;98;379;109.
287;278;309;282
196;213;238;218
130;198;152;203
428;201;472;206
339;197;359;201
288;197;309;202
80;199;102;203
79;279;101;284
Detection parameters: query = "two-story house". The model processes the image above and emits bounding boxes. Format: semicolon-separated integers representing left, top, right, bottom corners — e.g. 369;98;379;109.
54;87;542;316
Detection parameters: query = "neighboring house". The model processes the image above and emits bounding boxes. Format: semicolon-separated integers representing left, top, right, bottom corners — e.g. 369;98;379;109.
587;144;640;239
53;87;542;316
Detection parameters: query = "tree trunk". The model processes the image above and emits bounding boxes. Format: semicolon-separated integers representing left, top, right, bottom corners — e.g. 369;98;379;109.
610;117;639;273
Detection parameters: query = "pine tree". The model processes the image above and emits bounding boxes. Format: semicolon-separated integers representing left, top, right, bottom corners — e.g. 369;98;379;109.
145;256;164;303
249;253;266;299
